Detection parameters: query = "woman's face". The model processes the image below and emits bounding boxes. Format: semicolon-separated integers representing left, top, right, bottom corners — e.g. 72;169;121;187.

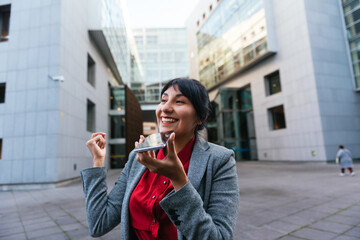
156;85;199;141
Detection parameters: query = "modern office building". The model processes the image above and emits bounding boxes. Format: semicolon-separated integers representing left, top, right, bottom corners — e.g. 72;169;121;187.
131;28;190;130
186;0;360;161
0;0;142;190
132;28;190;101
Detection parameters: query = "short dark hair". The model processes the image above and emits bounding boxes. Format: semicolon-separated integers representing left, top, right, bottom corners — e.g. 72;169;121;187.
161;78;210;132
339;145;344;149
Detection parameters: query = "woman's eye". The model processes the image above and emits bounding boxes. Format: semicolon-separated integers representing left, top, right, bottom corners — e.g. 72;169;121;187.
176;100;184;104
161;99;167;103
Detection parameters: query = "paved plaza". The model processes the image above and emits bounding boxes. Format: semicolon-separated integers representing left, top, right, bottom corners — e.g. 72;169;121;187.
0;161;359;240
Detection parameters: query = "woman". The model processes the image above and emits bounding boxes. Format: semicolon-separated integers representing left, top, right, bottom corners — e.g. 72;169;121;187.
81;78;240;239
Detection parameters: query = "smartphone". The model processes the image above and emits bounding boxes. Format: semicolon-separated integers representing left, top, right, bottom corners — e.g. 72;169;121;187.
133;132;173;153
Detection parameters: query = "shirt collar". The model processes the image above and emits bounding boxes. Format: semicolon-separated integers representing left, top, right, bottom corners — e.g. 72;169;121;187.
157;135;196;163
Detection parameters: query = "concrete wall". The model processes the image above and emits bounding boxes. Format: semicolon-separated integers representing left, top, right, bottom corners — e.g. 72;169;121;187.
57;0;115;181
304;0;360;160
0;0;61;185
249;0;325;161
0;0;118;188
187;0;360;161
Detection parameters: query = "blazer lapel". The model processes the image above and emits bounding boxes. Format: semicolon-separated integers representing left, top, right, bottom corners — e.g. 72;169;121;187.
126;157;147;196
187;136;210;190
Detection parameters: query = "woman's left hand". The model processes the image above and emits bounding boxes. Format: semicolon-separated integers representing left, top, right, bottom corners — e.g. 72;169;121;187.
136;132;188;191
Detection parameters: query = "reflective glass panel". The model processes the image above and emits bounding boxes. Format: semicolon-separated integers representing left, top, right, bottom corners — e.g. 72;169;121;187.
197;0;268;89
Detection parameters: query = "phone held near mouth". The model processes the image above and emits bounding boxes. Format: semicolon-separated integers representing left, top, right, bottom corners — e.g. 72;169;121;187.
133;132;173;153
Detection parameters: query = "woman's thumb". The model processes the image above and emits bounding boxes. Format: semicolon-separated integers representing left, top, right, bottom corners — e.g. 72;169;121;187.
167;132;176;156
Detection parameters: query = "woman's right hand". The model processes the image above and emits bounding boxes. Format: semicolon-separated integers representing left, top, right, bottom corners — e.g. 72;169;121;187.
86;132;107;167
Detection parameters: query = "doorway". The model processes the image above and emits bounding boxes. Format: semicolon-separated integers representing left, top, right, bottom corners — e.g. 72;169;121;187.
208;85;257;160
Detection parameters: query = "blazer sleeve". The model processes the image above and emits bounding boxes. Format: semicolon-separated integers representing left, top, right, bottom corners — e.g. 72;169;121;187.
80;153;133;237
159;151;239;240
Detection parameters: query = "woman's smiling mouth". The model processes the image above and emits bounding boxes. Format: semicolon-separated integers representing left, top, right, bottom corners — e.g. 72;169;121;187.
161;117;178;124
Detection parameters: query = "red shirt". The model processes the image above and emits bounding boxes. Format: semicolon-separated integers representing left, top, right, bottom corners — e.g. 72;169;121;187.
129;136;195;240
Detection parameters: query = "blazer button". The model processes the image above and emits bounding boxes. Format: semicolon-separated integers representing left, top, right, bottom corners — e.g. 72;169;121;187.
152;195;155;199
153;218;156;223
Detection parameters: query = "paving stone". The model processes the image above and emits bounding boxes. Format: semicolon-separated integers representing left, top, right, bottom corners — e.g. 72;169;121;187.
279;214;313;226
333;235;360;240
344;226;360;237
55;216;79;225
265;220;300;234
30;233;69;240
291;227;338;240
309;220;353;234
325;214;360;226
0;232;27;240
278;235;307;240
22;216;53;226
339;208;360;217
26;226;63;239
0;226;25;238
60;222;86;231
0;222;23;232
66;227;91;239
292;209;330;222
23;220;58;232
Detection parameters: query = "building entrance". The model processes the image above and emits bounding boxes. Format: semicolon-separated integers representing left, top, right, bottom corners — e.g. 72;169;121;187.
208;85;257;161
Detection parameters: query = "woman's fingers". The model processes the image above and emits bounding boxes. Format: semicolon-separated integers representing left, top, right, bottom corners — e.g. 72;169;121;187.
139;135;145;143
137;153;160;173
87;134;106;150
91;132;106;139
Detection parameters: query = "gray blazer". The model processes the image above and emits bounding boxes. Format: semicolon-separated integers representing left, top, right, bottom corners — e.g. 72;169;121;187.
81;135;240;240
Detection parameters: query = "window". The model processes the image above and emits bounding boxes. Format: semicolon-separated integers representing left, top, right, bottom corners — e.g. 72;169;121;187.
146;52;158;62
268;105;286;130
110;144;126;168
0;83;5;103
0;4;10;42
146;35;157;45
111;116;126;139
135;36;143;46
161;52;172;62
87;54;95;87
0;138;2;159
87;99;96;132
174;52;184;62
110;87;125;111
265;70;281;96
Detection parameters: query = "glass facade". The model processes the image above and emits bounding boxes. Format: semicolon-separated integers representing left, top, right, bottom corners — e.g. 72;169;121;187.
342;0;360;88
132;28;190;102
109;86;126;168
210;86;257;160
110;87;125;111
110;116;126;138
101;0;131;83
197;0;268;89
110;144;127;168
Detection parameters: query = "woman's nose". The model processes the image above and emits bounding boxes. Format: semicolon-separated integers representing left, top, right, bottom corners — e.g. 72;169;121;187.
161;101;173;112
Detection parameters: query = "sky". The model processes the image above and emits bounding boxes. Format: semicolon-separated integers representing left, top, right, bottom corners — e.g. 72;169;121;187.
125;0;200;28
